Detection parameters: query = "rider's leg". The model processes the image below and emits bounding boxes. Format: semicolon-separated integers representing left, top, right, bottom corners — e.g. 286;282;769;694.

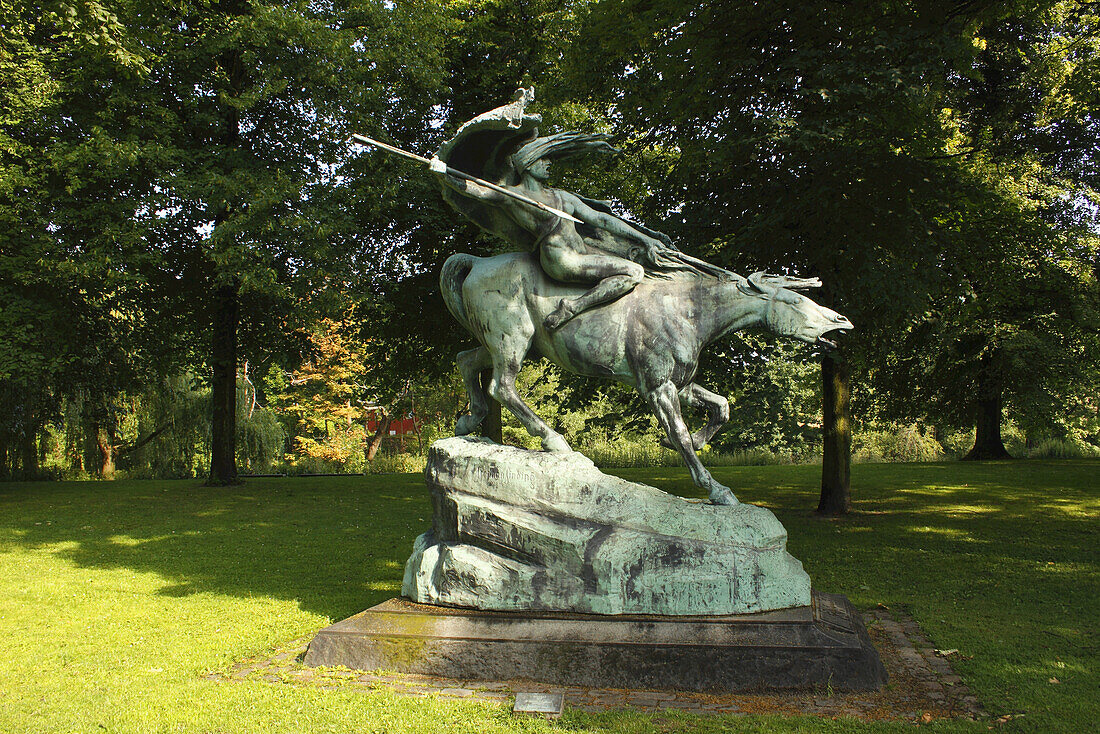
541;244;644;329
546;274;639;329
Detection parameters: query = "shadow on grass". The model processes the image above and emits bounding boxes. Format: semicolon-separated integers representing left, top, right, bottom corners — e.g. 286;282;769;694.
0;474;432;622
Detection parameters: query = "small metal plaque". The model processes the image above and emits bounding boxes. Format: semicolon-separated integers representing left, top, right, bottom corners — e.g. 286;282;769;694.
815;592;856;634
513;692;564;718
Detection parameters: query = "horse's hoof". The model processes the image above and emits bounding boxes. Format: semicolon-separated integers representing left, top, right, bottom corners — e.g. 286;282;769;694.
455;415;482;435
708;486;739;506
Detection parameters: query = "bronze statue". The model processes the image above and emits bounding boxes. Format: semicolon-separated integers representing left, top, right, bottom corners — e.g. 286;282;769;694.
352;88;852;504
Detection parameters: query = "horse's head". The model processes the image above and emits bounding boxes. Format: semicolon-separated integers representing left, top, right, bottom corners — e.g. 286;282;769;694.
746;272;853;349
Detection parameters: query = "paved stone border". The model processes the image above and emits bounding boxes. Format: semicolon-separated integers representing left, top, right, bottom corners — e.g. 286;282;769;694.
207;606;983;722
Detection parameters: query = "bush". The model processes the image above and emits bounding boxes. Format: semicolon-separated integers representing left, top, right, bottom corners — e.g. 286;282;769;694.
1002;422;1027;457
941;428;976;458
852;424;945;463
584;440;684;468
1025;438;1100;459
366;453;427;474
277;449;426;476
581;438;815;468
701;447;814;466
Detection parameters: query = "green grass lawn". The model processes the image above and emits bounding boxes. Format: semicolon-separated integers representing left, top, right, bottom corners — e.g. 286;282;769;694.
0;461;1095;733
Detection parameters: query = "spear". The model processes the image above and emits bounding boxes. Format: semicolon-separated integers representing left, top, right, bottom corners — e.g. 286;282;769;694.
350;133;582;224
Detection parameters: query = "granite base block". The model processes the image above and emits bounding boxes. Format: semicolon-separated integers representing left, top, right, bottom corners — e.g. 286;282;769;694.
304;591;887;692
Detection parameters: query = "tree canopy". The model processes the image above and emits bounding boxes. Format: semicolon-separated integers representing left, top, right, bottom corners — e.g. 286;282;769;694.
1;0;1097;491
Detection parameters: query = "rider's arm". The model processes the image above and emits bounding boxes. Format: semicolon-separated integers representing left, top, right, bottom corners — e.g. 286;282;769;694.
630;221;676;248
568;196;669;258
430;157;506;203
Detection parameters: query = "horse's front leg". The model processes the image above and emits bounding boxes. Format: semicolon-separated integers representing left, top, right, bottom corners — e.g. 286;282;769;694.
685;383;730;448
659;383;730;450
486;337;571;453
646;380;738;506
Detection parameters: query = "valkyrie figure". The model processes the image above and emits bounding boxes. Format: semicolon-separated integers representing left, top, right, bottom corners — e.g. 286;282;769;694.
429;88;728;329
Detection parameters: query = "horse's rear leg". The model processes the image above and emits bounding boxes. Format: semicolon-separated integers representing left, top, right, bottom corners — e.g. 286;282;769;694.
646;380;738;505
488;356;571;453
455;347;491;436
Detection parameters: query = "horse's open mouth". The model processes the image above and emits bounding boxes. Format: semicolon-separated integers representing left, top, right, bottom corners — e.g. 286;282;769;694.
816;329;849;350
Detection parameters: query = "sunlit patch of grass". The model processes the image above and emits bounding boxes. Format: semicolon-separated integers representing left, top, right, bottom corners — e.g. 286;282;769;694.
1036;497;1100;517
904;525;975;540
365;581;402;591
938;506;1008;521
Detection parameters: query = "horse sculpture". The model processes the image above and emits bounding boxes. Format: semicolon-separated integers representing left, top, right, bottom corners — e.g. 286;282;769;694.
441;251;853;506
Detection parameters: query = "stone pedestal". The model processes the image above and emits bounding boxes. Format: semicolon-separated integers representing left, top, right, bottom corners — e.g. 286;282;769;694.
305;437;887;691
304;591;888;691
402;437;810;616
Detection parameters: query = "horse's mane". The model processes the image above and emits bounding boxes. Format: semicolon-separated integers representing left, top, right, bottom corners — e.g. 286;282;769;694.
642;267;822;299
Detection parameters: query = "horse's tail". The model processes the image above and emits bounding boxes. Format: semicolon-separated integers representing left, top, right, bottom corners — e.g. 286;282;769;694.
440;253;478;332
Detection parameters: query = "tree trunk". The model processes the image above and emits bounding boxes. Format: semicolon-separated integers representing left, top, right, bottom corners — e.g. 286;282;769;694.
818;351;852;515
208;281;240;485
95;423;116;478
0;432;9;479
20;425;39;479
365;409;392;463
964;361;1011;460
480;370;503;444
207;37;244;486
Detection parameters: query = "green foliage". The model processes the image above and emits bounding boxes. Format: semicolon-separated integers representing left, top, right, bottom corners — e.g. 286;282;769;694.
562;0;1100;463
586;441;811;469
584;440;682;469
942;428;980;459
2;0;461;479
1025;437;1100;460
3;0;1098;482
705;335;823;457
866;2;1100;447
126;374;210;479
236;407;285;476
851;424;946;464
365;452;427;475
36;373;286;479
